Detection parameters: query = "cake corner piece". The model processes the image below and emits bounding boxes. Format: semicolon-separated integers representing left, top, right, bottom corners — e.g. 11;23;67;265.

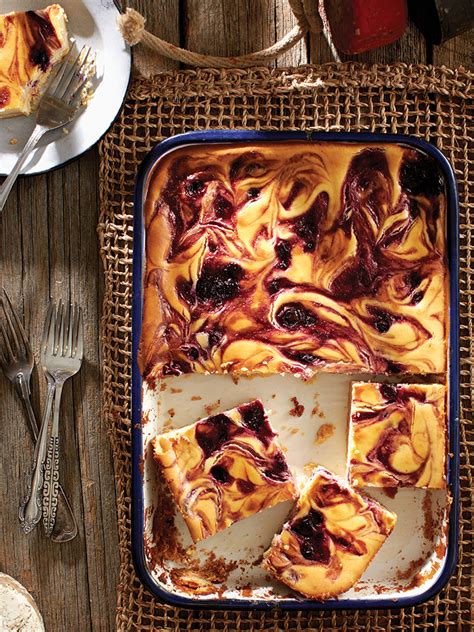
261;466;397;600
151;399;297;542
348;382;447;489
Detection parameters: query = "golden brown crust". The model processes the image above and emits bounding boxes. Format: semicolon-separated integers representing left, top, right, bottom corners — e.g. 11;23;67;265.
348;382;447;488
152;400;297;542
0;5;69;118
261;466;397;599
139;141;448;381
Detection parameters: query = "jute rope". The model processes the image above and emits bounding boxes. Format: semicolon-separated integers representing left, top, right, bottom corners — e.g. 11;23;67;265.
117;0;341;67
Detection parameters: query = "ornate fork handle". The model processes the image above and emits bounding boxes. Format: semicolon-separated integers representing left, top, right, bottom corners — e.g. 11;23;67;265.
19;380;55;533
43;436;60;535
42;381;64;536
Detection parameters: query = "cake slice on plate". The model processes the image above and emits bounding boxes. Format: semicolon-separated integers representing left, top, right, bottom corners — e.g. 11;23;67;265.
348;382;447;489
262;466;396;599
0;4;70;118
152;399;297;542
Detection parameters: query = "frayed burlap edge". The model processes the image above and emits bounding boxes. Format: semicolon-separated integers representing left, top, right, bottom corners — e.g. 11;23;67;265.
98;63;473;631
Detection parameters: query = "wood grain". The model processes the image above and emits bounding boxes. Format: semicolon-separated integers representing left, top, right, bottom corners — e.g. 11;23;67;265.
0;1;471;630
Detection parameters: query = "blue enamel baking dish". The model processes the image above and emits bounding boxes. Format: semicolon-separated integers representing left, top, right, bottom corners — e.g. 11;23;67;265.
131;130;460;610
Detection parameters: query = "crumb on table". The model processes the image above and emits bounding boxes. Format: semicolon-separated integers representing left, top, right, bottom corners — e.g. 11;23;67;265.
9;137;17;145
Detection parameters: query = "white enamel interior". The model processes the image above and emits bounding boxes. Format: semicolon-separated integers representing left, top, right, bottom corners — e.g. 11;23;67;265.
141;372;450;605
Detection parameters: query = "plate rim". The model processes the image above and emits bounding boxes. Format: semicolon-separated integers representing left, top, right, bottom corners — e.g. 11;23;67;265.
131;129;460;611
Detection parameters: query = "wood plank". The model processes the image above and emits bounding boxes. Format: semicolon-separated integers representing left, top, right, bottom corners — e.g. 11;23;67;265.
183;0;306;67
432;29;474;67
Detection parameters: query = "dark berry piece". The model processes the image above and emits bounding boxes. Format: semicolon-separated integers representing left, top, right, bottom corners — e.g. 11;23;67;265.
214;194;234;219
293;192;328;252
406;270;422;290
287;351;319;365
196;262;243;306
264;452;290;482
412;291;424;304
30;46;50;71
267;278;293;295
162;360;191;376
276;302;316;330
300;531;330;563
186;179;205;196
195;414;232;458
177;278;193;302
239;401;265;431
371;309;394;333
275;239;292;270
400;151;444;197
186;347;199;361
386;360;405;374
210;464;231;484
380;384;398;402
247;188;260;200
208;328;224;347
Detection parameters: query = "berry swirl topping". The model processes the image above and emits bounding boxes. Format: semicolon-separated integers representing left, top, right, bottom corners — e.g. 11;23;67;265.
140;142;447;380
152;400;297;542
348;382;446;488
262;466;396;599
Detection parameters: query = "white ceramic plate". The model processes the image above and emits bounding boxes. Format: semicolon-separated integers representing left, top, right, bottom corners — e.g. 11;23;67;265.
0;0;130;175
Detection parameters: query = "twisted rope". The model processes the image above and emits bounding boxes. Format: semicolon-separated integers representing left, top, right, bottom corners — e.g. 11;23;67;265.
117;0;340;68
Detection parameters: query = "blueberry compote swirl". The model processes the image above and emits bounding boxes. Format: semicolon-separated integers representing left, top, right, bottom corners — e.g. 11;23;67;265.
140;142;447;380
152;400;297;542
348;382;446;488
262;466;396;600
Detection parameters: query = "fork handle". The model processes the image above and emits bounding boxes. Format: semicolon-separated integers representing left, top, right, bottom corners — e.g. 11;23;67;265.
42;381;63;537
16;378;77;542
0;125;46;213
19;380;55;533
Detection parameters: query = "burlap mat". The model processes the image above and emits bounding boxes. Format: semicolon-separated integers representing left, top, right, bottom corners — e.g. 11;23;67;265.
98;63;473;631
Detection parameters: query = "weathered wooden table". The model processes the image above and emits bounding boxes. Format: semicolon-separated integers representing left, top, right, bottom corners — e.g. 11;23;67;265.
0;2;472;630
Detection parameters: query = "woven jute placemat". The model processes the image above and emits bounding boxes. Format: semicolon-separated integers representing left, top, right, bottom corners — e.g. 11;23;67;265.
98;63;473;631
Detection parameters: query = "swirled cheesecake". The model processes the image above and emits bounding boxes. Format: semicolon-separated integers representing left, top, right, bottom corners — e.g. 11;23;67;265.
140;141;448;381
152;400;297;542
262;466;396;599
348;382;447;488
0;5;69;118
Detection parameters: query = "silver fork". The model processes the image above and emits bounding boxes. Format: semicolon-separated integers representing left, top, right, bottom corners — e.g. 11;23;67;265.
41;301;83;536
0;43;94;213
0;292;77;541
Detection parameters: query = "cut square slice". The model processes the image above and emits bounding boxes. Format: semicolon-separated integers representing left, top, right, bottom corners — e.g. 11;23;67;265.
152;399;297;542
262;466;396;599
0;5;70;118
348;382;447;488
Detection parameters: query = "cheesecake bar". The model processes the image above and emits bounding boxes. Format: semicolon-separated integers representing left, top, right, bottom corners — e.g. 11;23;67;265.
140;142;447;381
348;382;447;488
262;466;396;599
0;5;69;118
152;400;297;542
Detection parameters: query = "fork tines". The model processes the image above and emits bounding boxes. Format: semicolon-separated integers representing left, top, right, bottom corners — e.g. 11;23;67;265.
43;300;83;360
46;43;94;108
0;289;32;369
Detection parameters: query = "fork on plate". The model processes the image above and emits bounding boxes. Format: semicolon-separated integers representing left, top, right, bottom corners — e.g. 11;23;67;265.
0;43;94;213
0;291;77;541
